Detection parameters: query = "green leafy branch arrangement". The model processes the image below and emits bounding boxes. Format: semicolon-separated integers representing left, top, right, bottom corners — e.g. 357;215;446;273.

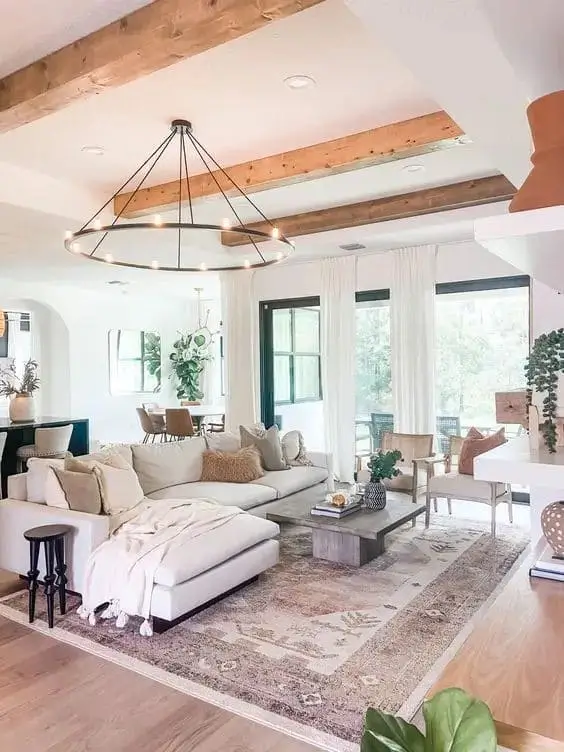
361;687;497;752
367;449;402;483
169;328;214;402
525;328;564;453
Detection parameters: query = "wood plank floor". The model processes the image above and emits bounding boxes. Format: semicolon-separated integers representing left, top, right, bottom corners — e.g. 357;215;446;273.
0;616;319;752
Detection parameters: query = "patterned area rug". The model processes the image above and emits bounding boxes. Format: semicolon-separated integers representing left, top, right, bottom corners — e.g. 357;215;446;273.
0;515;528;750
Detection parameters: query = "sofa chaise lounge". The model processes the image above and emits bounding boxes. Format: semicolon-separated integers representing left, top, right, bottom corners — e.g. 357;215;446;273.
0;436;333;631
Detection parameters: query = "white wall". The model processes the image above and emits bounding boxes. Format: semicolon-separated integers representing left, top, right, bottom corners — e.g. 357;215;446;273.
0;281;222;444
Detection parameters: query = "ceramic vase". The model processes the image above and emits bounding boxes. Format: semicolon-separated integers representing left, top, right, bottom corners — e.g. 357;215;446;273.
541;501;564;559
364;481;387;510
9;393;35;423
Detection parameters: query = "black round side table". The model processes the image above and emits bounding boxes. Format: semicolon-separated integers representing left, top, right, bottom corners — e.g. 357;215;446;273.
23;524;72;629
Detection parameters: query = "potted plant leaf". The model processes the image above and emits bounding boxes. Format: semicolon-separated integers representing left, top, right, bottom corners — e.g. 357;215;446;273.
169;329;214;402
361;687;497;752
0;359;40;423
364;449;402;510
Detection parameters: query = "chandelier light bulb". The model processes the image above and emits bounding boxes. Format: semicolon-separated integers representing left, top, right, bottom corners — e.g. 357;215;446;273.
243;259;251;269
153;214;162;227
92;219;102;230
70;241;80;253
221;218;232;230
150;260;159;270
65;230;73;240
271;226;280;239
199;262;207;272
105;253;114;264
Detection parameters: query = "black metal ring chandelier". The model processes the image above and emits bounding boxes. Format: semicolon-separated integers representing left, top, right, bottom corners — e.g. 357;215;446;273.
64;119;294;272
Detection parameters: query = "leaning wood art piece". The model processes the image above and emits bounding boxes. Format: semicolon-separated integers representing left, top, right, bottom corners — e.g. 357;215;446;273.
495;390;528;428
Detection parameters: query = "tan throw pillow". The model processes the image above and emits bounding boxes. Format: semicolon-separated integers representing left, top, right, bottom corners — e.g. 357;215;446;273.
240;424;289;471
45;466;103;514
200;447;264;483
66;453;144;515
458;427;506;475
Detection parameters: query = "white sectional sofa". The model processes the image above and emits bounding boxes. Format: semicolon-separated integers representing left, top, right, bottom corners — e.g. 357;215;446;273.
0;436;333;631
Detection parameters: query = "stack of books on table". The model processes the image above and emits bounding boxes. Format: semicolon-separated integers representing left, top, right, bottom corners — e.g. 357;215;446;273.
311;498;362;519
529;543;564;582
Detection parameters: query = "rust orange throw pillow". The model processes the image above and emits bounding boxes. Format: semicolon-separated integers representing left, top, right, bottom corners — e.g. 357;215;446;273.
458;427;506;476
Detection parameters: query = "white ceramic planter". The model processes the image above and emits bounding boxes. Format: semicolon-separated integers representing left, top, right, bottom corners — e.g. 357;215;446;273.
9;394;35;423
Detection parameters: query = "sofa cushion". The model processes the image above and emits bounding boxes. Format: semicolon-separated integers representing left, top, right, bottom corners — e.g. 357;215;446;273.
146;481;276;509
204;431;241;453
252;465;328;498
154;512;280;587
131;438;206;495
26;457;66;502
429;472;506;500
77;444;134;467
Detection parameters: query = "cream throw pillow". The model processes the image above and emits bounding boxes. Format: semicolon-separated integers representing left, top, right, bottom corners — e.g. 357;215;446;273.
240;424;289;471
51;467;103;514
281;430;313;467
65;452;144;516
26;457;66;503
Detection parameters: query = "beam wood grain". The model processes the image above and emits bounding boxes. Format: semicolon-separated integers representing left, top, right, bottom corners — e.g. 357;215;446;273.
0;0;324;133
221;175;515;245
114;111;463;217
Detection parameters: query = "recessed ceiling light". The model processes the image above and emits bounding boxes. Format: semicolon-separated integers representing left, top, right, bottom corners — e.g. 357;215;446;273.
339;242;366;251
81;145;105;156
402;163;425;173
284;75;316;90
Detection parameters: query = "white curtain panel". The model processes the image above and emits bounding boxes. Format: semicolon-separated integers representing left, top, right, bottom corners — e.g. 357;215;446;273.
321;256;357;483
391;244;437;435
220;270;257;432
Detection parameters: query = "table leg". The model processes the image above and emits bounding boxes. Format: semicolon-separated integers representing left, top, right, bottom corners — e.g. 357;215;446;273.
44;541;56;628
54;537;67;616
312;529;384;566
27;540;40;623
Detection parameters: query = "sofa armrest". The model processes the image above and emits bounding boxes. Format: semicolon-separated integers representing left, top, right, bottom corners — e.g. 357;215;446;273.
7;473;27;501
306;452;335;492
0;499;110;592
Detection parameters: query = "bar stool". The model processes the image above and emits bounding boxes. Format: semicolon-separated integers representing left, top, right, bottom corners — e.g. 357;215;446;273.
16;424;73;473
24;524;71;628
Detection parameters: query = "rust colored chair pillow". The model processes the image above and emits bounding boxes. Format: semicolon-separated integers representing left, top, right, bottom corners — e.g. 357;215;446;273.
458;427;506;476
200;446;264;483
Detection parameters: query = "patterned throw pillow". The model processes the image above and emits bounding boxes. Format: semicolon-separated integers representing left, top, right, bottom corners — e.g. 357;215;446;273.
200;447;264;483
281;430;313;467
458;427;506;475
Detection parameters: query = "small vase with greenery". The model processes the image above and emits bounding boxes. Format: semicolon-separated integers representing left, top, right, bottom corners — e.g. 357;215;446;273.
169;329;214;402
361;687;497;752
0;359;40;422
364;449;402;510
525;328;564;453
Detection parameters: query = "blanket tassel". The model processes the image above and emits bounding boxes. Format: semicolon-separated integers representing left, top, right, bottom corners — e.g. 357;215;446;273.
115;611;129;629
139;618;153;637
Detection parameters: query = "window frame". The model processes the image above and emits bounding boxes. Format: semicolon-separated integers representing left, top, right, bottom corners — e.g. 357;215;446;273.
110;330;160;395
272;306;322;405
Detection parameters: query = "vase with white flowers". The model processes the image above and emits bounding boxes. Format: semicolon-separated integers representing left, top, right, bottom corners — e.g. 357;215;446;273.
0;359;40;422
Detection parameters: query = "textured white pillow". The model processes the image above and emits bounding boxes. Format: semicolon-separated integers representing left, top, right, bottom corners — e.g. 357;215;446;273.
93;462;144;516
43;466;70;509
204;431;241;453
26;458;66;503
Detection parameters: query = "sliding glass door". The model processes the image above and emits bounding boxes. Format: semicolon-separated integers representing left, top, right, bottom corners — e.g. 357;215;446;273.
260;297;324;450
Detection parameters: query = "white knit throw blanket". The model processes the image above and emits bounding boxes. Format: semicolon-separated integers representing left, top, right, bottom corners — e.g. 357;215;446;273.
77;498;242;636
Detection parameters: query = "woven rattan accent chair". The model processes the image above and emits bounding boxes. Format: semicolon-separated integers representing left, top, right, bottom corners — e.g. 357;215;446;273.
136;407;166;444
381;431;434;503
165;408;196;441
422;435;512;537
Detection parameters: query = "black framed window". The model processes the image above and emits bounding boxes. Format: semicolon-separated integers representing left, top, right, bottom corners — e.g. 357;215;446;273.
109;330;161;394
272;306;321;404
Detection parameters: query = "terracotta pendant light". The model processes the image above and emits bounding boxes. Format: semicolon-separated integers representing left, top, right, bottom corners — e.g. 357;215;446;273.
510;89;564;212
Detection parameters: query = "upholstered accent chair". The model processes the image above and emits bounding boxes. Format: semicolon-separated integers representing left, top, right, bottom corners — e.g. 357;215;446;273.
380;431;434;503
422;435;513;536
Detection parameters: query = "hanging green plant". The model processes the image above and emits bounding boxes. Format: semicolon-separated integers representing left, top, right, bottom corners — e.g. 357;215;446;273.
525;328;564;453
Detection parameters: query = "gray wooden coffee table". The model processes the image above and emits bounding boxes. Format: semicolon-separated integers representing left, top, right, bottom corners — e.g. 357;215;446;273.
265;492;426;567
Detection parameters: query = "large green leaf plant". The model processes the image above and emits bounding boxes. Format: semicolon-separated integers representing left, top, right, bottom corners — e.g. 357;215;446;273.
169;329;214;402
361;688;497;752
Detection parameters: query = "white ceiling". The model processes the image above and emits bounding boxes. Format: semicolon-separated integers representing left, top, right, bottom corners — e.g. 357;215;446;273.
0;0;439;193
0;0;155;77
0;0;509;289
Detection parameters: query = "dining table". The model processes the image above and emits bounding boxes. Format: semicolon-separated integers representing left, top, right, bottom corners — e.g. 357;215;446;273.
149;405;224;433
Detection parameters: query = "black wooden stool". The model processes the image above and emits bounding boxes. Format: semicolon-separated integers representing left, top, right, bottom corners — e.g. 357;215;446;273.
23;524;71;628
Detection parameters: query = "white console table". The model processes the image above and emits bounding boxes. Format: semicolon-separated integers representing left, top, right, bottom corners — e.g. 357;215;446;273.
475;436;564;542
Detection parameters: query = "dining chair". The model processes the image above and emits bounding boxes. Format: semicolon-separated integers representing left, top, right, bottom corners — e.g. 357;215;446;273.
16;424;74;473
203;414;225;433
136;407;166;444
142;402;160;413
165;408;196;440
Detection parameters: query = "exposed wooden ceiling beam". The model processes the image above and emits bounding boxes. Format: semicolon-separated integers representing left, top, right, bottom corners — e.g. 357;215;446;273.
114;110;463;217
0;0;324;134
221;175;515;245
